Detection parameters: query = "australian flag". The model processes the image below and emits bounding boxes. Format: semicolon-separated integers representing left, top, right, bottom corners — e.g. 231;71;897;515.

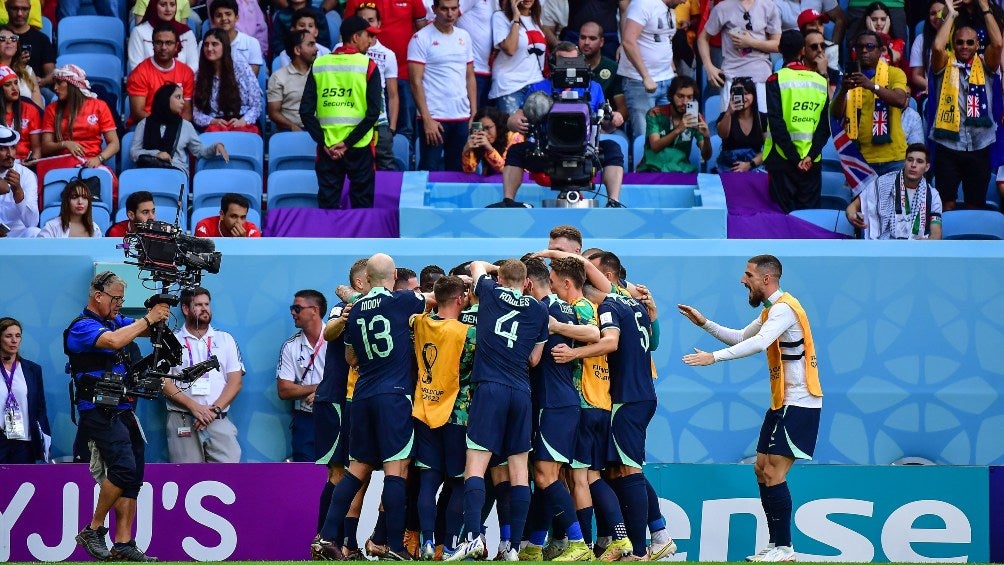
829;116;876;198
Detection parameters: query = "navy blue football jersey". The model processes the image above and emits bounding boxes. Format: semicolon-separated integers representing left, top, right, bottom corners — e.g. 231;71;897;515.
472;274;548;393
530;295;579;408
345;287;426;400
599;294;656;403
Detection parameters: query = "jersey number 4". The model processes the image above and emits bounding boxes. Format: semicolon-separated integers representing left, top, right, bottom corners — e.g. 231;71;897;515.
356;315;393;360
495;310;520;348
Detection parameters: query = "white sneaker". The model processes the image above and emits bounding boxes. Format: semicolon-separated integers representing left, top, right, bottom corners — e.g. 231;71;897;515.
444;535;487;561
502;547;520;561
747;544;775;562
648;538;677;561
759;545;796;562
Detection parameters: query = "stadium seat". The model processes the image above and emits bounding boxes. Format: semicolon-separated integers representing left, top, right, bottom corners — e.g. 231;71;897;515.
705;135;723;173
271;56;284;74
57;16;125;58
704;94;721;126
192;170;264;213
115;204;187;231
41;16;53;41
819;171;851;210
120;131;136;171
42;168;114;211
195;132;264;174
821;139;841;172
632;135;645;171
393;133;410;171
118;168;190;215
39;204;110;233
56;53;123;110
791;208;841;232
268;131;317;172
267;170;318;209
191;205;262;228
941;209;1004;240
599;133;629;169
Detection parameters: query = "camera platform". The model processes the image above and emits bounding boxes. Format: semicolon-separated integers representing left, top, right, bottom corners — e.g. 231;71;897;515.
542;191;599;208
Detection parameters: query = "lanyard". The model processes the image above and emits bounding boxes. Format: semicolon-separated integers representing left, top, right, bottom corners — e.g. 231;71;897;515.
184;336;213;367
0;359;18;411
299;337;324;383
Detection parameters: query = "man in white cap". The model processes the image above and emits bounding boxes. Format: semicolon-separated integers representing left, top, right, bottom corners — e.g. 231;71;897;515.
0;124;39;238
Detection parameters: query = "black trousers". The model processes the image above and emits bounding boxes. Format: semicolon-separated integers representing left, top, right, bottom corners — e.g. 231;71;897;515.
79;408;145;498
315;144;375;209
933;144;991;208
767;160;822;213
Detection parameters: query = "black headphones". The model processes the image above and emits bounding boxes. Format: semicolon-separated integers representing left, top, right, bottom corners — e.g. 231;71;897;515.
93;271;115;292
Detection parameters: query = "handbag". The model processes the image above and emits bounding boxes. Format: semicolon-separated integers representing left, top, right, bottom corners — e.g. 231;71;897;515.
136;121;184;168
75;167;102;199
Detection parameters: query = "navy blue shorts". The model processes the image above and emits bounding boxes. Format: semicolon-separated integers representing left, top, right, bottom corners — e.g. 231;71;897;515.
467;382;532;457
572;407;611;470
610;400;656;469
314;400;348;466
79;408;145;498
349;394;415;466
757;405;821;460
532;406;579;464
415;420;468;477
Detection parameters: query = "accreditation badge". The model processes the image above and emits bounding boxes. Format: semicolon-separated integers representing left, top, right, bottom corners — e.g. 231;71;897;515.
4;408;26;440
190;376;211;396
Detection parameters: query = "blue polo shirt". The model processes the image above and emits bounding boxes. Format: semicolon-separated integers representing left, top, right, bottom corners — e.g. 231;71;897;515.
65;309;134;411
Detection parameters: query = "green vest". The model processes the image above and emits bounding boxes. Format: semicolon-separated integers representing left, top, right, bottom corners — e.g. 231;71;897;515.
763;67;828;162
312;51;373;148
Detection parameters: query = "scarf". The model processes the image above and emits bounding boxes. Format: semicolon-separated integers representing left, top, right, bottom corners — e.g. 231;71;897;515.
846;60;890;143
933;54;991;141
141;1;192;43
142;112;182;154
877;172;930;239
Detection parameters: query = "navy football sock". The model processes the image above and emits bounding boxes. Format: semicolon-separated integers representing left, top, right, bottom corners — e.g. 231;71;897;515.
463;476;487;541
320;472;362;541
542;481;583;541
576;507;594;546
406;471;422;532
644;477;666;531
372;510;388;545
759;482;774;544
317;481;335;534
436;480;452;546
495;481;512;542
419;470;444;544
589;479;625;539
383;475;408;552
445;479;465;549
764;482;792;547
614;474;649;557
343;517;360;550
527;486;551;544
507;485;532;550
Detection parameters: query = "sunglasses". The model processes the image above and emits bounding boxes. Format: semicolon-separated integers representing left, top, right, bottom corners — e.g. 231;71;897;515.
808;42;825;50
357;1;377;7
855;42;878;51
0;36;18;43
289;304;317;314
955;38;977;46
742;11;753;31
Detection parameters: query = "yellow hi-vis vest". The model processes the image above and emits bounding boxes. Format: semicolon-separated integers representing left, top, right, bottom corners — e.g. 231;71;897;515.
412;313;469;428
312;52;374;148
763;67;828;162
581;299;612;410
760;293;823;410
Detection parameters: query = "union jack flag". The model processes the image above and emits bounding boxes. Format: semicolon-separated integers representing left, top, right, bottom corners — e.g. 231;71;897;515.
968;94;983;117
872;110;888;137
830;116;876;198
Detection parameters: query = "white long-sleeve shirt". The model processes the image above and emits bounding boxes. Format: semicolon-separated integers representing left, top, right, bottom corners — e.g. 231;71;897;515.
0;162;38;237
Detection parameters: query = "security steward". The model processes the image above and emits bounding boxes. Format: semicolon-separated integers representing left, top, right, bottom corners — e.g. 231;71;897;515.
300;15;383;210
763;29;831;213
67;271;170;563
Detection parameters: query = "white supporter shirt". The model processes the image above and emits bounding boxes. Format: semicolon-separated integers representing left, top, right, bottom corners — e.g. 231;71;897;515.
170;325;245;408
0;163;38;237
197;31;264;72
488;11;547;99
616;0;677;82
276;330;327;412
541;0;568;32
457;0;500;75
702;289;822;408
407;24;474;121
367;40;398;126
909;35;924;68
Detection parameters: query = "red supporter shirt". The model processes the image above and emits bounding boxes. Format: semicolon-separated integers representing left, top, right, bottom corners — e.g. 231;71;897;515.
194;217;261;237
126;58;196;125
41;97;116;159
345;0;426;80
6;101;42;161
105;220;131;238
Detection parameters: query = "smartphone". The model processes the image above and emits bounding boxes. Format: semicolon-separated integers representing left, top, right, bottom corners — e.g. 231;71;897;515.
685;100;699;119
731;85;745;107
470;122;483;134
20;43;30;58
0;223;9;237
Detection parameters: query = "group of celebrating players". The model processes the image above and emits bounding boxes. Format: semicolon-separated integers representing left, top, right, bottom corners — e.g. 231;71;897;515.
307;225;677;562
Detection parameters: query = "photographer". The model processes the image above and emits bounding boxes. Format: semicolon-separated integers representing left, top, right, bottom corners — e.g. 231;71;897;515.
637;75;712;173
461;107;524;175
716;77;766;173
500;42;627;208
67;271;170;562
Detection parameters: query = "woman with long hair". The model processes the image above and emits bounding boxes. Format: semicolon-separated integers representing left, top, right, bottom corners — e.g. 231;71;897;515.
192;28;261;133
0;65;41;160
715;77;765;173
461;107;524;175
908;0;947;98
126;0;198;72
0;317;51;464
0;27;41;107
489;0;547;114
38;179;102;237
864;2;908;71
131;83;229;170
38;65;120;197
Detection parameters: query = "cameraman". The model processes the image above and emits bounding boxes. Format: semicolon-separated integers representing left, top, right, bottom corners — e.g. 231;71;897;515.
67;271;170;562
501;42;627;208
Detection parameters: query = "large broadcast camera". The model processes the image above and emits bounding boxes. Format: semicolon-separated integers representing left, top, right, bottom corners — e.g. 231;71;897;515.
522;53;614;206
102;185;225;403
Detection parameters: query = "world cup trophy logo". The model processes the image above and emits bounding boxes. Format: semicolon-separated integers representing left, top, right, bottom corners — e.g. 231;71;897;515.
421;343;438;384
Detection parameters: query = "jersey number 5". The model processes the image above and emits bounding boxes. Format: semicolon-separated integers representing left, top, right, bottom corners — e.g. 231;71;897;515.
495;310;520;348
356;315;393;359
634;312;650;352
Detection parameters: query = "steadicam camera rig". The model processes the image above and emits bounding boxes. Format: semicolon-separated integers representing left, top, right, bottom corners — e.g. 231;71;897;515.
522;54;615;206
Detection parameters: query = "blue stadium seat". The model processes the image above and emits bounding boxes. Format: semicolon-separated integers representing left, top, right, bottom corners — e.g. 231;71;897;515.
118;168;190;215
57;16;125;58
56;53;123;110
268;131;317;172
114;204;187;231
120;131;136;171
42;168;114;211
599;133;629;168
191;205;262;228
632;135;645;171
821;139;841;172
195;132;264;174
39;204;110;233
267;170;318;209
791;208;841;232
393;133;410;171
192;170;263;213
271;56;284;74
941;210;1004;240
704;94;721;126
705;134;723;173
41;16;53;41
819;171;851;210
